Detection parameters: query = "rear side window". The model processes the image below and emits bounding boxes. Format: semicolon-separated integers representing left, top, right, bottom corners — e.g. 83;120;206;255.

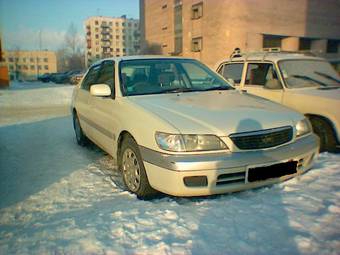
97;61;115;96
221;63;244;84
245;63;278;86
81;65;101;91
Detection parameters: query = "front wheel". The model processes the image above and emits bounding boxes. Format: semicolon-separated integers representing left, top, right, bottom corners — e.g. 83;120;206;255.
119;135;158;199
309;116;337;152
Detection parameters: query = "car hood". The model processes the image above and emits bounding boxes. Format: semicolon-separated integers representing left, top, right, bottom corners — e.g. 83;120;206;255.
288;86;340;100
127;91;302;136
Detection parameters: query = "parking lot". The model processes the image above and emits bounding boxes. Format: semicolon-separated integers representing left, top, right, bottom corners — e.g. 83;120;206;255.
0;82;339;254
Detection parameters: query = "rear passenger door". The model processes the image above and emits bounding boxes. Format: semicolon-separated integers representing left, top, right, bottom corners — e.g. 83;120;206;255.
88;60;118;155
243;62;284;103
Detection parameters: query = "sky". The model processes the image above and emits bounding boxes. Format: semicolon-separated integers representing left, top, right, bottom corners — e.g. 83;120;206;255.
0;0;139;51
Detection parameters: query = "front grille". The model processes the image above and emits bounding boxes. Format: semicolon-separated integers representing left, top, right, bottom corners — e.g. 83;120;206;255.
229;126;293;150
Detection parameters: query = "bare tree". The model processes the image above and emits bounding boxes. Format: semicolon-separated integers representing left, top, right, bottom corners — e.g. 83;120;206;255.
58;23;85;71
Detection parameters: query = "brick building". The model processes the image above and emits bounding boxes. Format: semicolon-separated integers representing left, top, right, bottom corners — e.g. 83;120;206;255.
140;0;340;67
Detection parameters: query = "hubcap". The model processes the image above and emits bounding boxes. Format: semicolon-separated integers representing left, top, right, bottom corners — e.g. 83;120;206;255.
122;148;141;192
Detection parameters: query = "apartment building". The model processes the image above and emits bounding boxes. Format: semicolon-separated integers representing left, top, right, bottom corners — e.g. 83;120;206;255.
140;0;340;67
85;16;140;66
0;35;9;87
3;50;57;80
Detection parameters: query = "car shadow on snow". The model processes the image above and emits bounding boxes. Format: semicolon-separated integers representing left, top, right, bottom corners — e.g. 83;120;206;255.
0;116;104;209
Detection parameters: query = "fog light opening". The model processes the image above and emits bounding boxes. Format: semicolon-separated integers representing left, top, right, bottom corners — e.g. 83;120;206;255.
183;176;208;187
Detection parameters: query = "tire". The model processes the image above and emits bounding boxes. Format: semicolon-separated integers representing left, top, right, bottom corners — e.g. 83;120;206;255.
73;112;88;146
309;116;337;152
119;135;158;199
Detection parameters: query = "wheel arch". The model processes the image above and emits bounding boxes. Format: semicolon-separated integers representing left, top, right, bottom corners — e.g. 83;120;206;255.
117;130;138;161
305;113;339;144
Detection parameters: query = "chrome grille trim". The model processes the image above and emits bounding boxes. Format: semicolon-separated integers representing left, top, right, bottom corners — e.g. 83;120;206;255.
229;126;293;150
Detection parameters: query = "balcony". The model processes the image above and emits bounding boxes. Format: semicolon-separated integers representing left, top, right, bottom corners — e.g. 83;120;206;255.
101;23;110;28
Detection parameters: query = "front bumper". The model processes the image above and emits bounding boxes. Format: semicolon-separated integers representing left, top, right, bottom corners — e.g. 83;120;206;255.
140;134;319;196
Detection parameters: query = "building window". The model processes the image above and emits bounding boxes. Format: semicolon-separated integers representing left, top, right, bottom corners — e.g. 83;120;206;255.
174;1;183;54
109;21;112;26
327;40;339;53
43;58;48;62
30;65;35;70
9;65;14;70
116;35;120;39
191;37;203;52
95;28;99;32
17;65;21;70
44;65;48;70
162;44;168;48
263;35;282;48
23;65;28;70
191;2;203;19
162;26;168;31
95;34;99;39
162;4;167;9
30;58;34;62
116;48;120;52
38;65;42;70
299;38;312;51
9;57;13;62
95;20;99;25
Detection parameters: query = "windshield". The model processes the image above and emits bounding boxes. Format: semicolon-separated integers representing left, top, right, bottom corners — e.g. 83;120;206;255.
278;59;340;88
119;59;233;96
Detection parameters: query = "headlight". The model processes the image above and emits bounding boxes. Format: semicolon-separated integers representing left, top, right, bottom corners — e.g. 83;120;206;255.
296;118;312;137
155;132;228;152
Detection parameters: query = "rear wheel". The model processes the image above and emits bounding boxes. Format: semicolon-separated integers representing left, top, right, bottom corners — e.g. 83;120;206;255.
119;135;158;199
73;112;88;146
309;116;337;152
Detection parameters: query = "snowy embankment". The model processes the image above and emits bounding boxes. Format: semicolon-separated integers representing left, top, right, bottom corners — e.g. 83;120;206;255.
0;82;339;255
0;82;74;126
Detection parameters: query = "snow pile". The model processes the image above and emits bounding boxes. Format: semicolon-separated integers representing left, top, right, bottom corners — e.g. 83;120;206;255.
0;81;74;126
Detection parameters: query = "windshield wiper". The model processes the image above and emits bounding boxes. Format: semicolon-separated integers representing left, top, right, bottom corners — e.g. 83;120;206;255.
200;85;232;91
291;75;328;87
314;71;340;84
159;87;198;94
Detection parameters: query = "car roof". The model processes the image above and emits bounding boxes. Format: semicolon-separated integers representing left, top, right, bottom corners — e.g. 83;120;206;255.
218;52;326;64
91;55;196;66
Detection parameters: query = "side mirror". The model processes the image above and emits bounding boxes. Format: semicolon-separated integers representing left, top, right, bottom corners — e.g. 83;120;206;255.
227;78;235;86
264;79;282;90
90;84;111;97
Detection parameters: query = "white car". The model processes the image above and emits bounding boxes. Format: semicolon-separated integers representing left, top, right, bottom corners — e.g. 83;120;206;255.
216;51;340;152
71;56;319;198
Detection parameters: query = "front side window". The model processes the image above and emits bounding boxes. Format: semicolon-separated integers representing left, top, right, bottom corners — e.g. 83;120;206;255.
119;59;233;96
279;60;340;88
220;63;244;84
245;63;278;86
97;61;115;96
81;64;101;91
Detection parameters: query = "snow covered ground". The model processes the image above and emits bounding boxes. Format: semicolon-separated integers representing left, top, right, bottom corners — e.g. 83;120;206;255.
0;82;339;255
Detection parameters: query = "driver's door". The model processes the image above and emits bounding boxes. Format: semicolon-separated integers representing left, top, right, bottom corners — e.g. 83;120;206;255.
243;62;284;103
88;60;118;155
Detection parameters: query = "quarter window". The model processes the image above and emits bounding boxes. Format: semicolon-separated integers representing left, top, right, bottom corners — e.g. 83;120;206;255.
245;63;278;86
